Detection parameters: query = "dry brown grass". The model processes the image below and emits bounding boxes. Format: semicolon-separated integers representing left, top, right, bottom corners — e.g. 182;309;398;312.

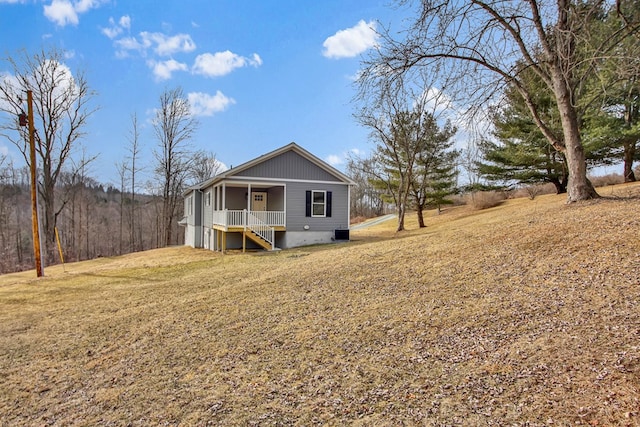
465;191;507;210
589;173;625;187
1;183;639;426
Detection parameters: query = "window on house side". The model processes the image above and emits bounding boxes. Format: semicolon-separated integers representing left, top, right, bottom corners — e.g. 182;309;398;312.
186;196;193;215
205;191;211;206
312;190;326;217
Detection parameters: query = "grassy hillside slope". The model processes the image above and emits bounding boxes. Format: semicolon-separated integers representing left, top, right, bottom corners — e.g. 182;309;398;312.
1;183;639;426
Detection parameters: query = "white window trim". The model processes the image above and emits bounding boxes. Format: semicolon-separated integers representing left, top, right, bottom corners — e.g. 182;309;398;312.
204;191;211;207
186;195;193;216
311;190;326;217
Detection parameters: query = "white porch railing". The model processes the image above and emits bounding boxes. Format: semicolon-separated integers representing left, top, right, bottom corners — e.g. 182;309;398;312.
246;211;274;250
212;209;285;229
250;210;285;227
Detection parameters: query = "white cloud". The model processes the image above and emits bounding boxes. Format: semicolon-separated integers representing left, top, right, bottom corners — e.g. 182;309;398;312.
101;26;120;39
43;0;105;27
326;148;368;167
74;0;101;13
102;15;130;39
0;74;14;111
148;59;188;81
192;51;262;78
250;53;263;66
418;87;456;118
106;22;259;84
141;32;196;56
326;154;343;166
114;35;149;57
322;20;379;59
113;32;195;57
188;91;236;116
43;0;78;26
44;59;79;97
119;15;131;30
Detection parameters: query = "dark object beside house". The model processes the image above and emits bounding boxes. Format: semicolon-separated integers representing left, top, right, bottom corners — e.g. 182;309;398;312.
334;229;349;241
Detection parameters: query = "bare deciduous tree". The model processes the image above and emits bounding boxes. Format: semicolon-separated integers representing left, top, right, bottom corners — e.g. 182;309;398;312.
360;0;640;202
152;87;198;247
116;160;127;255
190;150;223;184
0;47;97;258
125;113;143;251
346;155;387;219
356;80;450;231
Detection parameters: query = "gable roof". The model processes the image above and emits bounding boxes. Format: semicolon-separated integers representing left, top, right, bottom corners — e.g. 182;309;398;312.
187;142;354;193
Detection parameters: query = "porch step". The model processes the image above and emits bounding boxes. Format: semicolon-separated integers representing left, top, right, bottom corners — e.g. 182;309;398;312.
245;230;274;251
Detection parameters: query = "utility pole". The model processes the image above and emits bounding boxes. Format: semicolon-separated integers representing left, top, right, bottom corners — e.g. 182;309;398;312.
20;90;44;277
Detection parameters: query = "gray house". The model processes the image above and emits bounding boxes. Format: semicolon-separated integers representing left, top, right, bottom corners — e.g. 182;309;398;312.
182;142;354;252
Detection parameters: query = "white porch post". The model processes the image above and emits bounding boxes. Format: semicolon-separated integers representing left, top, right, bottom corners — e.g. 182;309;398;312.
222;182;226;210
246;183;252;212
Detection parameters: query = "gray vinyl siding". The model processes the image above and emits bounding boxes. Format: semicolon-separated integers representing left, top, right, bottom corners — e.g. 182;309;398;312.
267;186;284;210
235;150;341;182
286;181;350;232
226;187;247;210
185;190;202;227
184;190;202;247
202;188;213;227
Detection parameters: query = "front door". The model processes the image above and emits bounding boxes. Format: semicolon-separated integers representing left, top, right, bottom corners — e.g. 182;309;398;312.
251;191;267;211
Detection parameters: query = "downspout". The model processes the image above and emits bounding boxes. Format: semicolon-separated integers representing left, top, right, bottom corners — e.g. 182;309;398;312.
347;183;351;230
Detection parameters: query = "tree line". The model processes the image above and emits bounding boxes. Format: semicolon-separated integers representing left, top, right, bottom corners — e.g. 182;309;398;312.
0;49;221;274
0;157;158;273
349;0;639;231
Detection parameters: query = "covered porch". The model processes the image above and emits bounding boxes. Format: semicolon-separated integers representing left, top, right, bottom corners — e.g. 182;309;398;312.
205;181;286;251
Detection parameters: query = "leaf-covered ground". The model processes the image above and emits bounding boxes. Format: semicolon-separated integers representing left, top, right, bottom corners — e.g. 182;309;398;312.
1;183;639;426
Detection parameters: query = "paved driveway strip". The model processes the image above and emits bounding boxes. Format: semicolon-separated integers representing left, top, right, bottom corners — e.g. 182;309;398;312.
350;214;396;230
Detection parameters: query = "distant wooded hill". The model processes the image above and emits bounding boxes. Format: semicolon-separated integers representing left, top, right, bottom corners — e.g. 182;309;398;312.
0;169;183;274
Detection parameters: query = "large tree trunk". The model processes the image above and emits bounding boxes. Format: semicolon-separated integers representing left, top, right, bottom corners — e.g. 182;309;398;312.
552;71;599;202
396;204;406;232
396;186;407;232
41;175;57;263
549;177;567;194
416;206;426;228
562;128;598;202
623;138;636;182
550;0;599;202
396;178;412;232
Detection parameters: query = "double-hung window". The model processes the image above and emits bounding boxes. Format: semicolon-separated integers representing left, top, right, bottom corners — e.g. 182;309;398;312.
312;190;326;217
305;190;332;218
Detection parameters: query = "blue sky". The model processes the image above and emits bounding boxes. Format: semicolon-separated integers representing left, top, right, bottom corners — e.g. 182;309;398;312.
0;0;410;186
